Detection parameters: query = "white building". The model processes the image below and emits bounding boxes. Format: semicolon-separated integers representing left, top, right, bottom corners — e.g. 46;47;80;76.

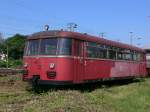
0;53;6;61
143;45;150;68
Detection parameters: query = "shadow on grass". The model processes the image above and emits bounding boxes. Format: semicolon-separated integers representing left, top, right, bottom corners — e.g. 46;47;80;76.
27;78;146;94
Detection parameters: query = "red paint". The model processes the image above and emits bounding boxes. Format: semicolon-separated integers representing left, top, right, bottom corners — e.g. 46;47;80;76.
23;31;147;84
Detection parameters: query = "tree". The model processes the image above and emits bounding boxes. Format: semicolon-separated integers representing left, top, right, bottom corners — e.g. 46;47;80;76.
0;33;5;54
5;34;26;59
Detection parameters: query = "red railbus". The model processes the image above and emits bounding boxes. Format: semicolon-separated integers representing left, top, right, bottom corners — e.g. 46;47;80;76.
23;30;147;85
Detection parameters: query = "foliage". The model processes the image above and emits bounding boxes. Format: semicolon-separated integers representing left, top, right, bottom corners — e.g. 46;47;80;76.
0;60;7;68
5;34;26;59
0;59;22;68
0;34;26;68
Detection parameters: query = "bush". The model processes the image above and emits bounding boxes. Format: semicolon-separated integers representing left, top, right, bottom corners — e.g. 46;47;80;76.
0;60;7;68
0;59;23;68
8;59;23;68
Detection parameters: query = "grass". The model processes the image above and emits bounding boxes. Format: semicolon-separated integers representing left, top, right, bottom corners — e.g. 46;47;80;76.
0;75;150;112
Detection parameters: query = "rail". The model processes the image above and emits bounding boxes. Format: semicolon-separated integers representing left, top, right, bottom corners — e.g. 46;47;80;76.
0;68;23;76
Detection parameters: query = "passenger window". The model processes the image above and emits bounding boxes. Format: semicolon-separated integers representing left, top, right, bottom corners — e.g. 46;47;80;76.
108;50;116;59
97;48;107;58
117;52;123;60
108;46;116;60
58;38;72;55
124;53;131;60
86;46;97;58
137;53;141;61
122;49;131;60
133;52;137;61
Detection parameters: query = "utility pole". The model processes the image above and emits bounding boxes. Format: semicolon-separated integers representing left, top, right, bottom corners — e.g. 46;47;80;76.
0;33;3;44
6;45;8;68
67;23;77;32
136;37;142;47
99;32;106;38
129;32;133;45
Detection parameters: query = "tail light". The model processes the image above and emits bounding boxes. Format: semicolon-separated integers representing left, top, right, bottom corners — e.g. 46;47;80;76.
47;71;56;78
24;63;28;68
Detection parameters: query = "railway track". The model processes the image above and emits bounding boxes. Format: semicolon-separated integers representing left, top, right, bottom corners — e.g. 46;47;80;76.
0;68;23;76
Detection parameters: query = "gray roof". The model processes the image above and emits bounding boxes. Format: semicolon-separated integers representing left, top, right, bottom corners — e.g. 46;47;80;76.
143;45;150;50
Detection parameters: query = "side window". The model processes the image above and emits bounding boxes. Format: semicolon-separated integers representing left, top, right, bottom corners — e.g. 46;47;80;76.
86;46;97;58
137;53;141;61
131;51;144;61
86;42;107;59
86;42;97;58
117;48;123;60
122;49;131;60
97;47;107;58
133;52;137;61
140;53;145;61
108;46;116;60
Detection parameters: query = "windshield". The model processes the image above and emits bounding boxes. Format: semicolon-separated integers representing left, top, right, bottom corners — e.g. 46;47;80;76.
40;38;58;55
26;39;39;56
25;38;72;56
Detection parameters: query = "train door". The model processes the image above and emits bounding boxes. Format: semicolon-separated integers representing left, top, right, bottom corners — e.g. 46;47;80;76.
73;40;85;83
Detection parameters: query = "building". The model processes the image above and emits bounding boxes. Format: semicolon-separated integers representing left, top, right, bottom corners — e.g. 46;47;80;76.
143;45;150;74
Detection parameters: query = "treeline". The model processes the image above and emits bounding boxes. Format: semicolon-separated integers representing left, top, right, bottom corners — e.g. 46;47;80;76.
0;34;26;68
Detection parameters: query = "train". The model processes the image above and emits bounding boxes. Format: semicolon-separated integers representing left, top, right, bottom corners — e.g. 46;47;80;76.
22;30;147;85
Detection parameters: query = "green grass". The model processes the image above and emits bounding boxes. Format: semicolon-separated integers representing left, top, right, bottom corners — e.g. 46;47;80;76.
0;75;150;112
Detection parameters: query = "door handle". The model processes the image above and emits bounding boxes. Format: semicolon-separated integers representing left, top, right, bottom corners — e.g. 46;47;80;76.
84;60;87;66
79;58;83;63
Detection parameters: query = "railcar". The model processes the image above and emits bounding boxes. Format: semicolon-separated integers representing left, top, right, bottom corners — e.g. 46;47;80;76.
23;30;147;85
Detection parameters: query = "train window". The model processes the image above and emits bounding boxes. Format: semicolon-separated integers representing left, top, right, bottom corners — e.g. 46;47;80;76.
133;52;137;61
26;39;39;56
124;53;132;60
40;38;58;55
121;49;131;60
108;50;116;59
87;42;97;47
58;38;72;55
97;44;105;48
86;46;97;58
97;48;107;58
137;53;141;61
117;52;123;60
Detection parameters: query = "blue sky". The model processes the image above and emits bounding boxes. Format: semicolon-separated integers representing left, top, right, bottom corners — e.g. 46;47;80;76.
0;0;150;47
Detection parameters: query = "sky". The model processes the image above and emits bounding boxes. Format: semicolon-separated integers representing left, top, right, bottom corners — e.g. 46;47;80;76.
0;0;150;47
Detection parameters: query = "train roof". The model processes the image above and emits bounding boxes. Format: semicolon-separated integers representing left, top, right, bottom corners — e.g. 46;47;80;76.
28;30;144;53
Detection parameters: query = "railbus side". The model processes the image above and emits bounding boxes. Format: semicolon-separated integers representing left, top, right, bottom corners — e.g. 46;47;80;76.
22;31;147;85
